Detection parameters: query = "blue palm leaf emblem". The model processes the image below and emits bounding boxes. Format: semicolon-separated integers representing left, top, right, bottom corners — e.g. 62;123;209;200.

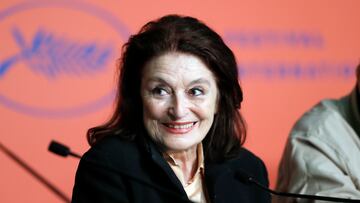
0;27;114;78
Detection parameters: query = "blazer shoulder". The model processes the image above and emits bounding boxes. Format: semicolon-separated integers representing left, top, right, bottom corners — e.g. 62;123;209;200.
235;147;265;166
81;134;142;170
230;147;269;184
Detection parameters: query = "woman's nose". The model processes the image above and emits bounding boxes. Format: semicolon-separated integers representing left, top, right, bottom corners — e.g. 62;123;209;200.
168;94;189;119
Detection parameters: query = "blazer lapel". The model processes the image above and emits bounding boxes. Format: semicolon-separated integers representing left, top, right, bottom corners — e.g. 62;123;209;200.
140;134;188;196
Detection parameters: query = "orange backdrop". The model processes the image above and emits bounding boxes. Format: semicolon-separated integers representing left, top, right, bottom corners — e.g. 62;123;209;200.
1;0;359;202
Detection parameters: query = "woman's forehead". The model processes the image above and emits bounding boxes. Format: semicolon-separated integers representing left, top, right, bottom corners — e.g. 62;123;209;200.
141;52;216;85
144;52;212;75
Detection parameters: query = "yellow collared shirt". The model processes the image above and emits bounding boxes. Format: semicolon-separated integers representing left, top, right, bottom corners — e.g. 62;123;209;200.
164;144;207;203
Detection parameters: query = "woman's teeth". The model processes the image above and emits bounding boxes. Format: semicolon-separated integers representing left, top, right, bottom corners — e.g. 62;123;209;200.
167;123;194;129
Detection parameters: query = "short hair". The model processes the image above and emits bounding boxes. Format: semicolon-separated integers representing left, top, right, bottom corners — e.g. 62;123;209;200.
88;14;246;162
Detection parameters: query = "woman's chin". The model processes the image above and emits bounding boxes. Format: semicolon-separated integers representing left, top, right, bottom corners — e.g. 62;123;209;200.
162;141;197;153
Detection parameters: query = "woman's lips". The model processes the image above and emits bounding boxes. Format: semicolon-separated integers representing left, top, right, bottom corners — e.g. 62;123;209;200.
162;122;197;134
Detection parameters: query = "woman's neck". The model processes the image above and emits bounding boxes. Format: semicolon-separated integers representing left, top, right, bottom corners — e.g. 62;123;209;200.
167;146;199;184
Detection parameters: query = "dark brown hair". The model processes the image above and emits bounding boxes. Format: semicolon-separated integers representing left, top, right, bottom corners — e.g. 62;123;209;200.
87;14;246;162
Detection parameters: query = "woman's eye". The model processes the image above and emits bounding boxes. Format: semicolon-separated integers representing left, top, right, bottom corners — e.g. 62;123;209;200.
152;87;169;96
189;88;204;96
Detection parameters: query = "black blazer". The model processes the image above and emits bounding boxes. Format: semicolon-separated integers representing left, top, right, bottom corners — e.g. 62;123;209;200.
72;134;270;203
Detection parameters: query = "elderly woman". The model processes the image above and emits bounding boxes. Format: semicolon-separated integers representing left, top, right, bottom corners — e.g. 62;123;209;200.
72;14;270;203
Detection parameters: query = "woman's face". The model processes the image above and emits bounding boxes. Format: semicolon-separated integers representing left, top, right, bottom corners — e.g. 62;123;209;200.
141;52;219;153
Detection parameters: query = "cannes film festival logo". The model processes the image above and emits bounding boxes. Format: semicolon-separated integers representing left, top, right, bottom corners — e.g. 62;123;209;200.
0;28;112;78
0;1;130;118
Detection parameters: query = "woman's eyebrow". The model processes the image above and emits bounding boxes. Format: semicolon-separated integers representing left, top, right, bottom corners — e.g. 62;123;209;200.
145;77;170;85
188;78;211;86
145;77;211;87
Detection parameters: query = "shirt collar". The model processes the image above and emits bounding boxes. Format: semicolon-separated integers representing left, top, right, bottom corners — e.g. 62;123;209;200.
164;143;205;170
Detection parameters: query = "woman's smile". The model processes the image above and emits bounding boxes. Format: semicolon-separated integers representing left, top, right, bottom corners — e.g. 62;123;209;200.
162;121;198;134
